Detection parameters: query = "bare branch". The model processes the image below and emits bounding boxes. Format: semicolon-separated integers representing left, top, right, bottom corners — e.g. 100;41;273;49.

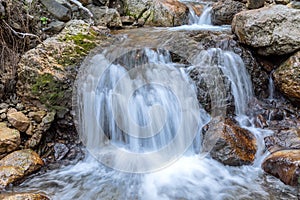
69;0;93;18
2;20;39;39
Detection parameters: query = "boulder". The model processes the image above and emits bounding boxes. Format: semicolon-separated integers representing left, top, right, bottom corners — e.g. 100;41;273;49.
87;5;122;28
246;0;265;9
0;123;20;156
16;20;114;111
7;111;30;132
211;0;245;25
40;0;72;21
262;149;300;186
273;51;300;102
232;5;300;55
125;0;189;26
0;149;44;176
0;193;49;200
203;118;257;166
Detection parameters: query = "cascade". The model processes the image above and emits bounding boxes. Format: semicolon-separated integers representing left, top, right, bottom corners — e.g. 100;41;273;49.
10;1;298;199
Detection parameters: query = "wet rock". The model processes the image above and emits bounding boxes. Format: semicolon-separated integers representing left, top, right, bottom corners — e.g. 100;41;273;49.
204;118;257;166
54;143;69;160
125;0;189;27
0;123;20;156
41;0;72;21
0;103;9;109
232;5;300;55
0;193;50;200
211;0;245;25
0;166;23;188
262;149;300;186
7;111;30;132
0;149;44;176
246;0;265;9
87;5;122;28
273;51;300;102
264;128;300;153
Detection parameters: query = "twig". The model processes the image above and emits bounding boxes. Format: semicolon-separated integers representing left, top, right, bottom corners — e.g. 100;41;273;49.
69;0;93;18
2;20;39;39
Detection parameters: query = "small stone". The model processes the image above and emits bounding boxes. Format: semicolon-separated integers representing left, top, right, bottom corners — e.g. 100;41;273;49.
40;0;72;21
26;123;34;136
0;113;6;120
275;0;290;4
0;108;7;114
0;123;20;155
54;143;69;160
7;112;31;132
47;21;66;33
0;103;9;109
246;0;265;9
42;111;56;124
25;131;43;148
29;110;47;123
15;103;24;111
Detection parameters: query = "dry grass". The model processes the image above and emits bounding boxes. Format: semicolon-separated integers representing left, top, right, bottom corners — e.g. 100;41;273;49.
0;0;40;99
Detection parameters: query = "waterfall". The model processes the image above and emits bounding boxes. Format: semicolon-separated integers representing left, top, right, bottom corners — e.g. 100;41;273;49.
268;71;275;100
11;29;298;199
189;6;212;25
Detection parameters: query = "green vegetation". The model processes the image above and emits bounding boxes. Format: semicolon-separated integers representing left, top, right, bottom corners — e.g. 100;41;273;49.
31;73;65;107
58;32;99;66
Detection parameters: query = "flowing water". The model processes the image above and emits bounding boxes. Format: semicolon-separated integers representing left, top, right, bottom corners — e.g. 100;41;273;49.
7;1;299;199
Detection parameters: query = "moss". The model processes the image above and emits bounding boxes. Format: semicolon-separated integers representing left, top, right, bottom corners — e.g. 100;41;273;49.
31;73;65;107
58;32;99;66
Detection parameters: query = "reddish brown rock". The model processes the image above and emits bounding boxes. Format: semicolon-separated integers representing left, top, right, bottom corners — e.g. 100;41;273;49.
262;149;300;186
204;118;257;166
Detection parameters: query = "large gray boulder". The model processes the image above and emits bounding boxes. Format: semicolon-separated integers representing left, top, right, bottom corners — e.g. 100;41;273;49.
40;0;72;21
87;5;122;27
124;0;189;26
211;0;245;25
232;5;300;56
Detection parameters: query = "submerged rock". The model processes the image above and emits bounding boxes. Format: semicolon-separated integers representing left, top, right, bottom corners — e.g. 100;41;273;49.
204;118;257;166
273;51;300;102
232;5;300;55
211;0;245;25
0;193;50;200
262;149;300;186
7;111;30;132
0;123;20;156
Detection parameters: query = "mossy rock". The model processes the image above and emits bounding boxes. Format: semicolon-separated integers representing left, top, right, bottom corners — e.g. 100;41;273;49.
17;20;114;111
